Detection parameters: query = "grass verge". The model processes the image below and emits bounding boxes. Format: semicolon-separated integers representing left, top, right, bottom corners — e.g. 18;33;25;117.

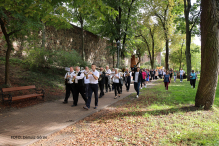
32;78;219;145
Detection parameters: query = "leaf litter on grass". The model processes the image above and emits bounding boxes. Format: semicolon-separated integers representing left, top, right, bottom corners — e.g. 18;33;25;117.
31;80;219;146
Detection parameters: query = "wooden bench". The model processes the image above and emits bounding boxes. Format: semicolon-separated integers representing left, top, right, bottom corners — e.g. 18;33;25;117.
1;85;45;105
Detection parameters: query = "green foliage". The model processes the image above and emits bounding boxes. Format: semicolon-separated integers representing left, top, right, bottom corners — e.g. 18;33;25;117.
24;48;89;71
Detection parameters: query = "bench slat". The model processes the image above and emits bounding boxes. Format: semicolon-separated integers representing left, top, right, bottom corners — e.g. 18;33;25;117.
2;85;36;92
11;94;43;101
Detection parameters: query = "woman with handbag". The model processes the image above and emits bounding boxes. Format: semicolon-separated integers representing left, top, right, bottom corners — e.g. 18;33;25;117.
164;71;171;90
112;69;121;99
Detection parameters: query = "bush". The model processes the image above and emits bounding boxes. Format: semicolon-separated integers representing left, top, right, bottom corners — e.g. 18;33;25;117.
24;48;89;71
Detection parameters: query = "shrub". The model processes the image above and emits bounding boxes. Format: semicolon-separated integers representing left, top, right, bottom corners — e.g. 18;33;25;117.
24;48;89;71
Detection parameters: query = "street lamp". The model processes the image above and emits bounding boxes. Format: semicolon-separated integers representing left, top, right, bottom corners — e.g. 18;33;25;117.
116;40;120;68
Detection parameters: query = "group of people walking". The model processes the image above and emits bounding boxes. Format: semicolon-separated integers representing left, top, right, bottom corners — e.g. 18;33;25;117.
63;65;134;110
162;68;198;90
63;65;198;110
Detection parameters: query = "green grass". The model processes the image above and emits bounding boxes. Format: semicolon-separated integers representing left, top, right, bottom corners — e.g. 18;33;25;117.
139;78;219;145
41;77;219;145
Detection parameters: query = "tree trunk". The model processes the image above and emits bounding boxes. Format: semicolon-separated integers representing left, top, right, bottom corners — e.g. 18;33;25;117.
195;0;218;110
165;39;169;70
0;19;12;86
179;40;184;71
184;0;192;81
81;21;85;61
42;22;46;49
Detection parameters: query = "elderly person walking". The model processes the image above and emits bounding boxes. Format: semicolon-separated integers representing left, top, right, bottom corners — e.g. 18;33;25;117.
112;68;121;99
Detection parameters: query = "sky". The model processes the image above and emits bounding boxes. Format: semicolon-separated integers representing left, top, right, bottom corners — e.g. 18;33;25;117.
191;0;201;46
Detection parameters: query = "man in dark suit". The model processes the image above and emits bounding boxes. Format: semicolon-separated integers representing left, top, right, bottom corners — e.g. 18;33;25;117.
132;67;143;98
98;67;105;98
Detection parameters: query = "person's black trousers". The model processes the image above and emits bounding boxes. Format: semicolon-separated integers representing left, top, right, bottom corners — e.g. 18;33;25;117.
64;83;74;102
105;77;111;92
73;84;87;106
119;81;123;93
86;84;98;108
190;79;196;88
125;78;131;91
99;82;104;97
85;84;89;98
151;74;154;80
113;83;121;96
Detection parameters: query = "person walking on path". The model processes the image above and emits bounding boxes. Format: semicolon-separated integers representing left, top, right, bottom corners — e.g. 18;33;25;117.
83;64;99;110
124;68;131;92
141;69;147;89
190;70;197;89
112;69;121;99
169;68;173;78
150;69;154;80
164;71;171;90
71;66;87;107
132;67;143;98
179;68;185;82
155;69;158;79
145;69;150;86
163;70;166;76
173;70;177;82
63;67;75;104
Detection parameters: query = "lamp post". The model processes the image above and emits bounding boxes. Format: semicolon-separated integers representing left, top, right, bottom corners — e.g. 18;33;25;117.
116;40;120;68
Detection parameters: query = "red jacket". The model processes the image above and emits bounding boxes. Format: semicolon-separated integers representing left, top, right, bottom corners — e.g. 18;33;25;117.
142;71;146;80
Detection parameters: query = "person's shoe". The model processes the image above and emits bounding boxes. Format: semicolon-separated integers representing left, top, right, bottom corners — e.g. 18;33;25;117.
99;96;102;98
109;88;111;92
63;101;68;104
105;91;108;93
136;95;138;98
191;86;193;88
94;106;97;109
71;105;77;107
127;90;129;92
83;106;89;110
140;88;142;89
114;96;117;99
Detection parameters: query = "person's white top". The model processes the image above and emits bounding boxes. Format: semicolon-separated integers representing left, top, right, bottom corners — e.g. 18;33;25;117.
110;71;115;81
180;70;184;75
105;69;111;77
64;71;75;84
87;70;99;84
84;70;90;84
124;71;132;77
134;72;139;82
113;73;120;83
74;71;84;84
163;72;166;75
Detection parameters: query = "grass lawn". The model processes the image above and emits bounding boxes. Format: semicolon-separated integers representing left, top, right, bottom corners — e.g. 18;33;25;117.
32;76;219;145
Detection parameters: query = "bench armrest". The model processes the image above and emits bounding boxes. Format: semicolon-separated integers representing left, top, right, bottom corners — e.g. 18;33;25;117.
2;93;12;102
35;89;45;98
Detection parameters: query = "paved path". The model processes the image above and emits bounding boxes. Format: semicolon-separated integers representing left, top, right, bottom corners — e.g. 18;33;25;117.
0;81;157;146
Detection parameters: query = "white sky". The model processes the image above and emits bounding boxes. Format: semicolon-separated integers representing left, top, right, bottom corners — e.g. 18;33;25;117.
191;0;201;46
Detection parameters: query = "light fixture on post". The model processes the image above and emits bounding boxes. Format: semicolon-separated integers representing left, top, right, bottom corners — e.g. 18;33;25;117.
116;40;120;68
